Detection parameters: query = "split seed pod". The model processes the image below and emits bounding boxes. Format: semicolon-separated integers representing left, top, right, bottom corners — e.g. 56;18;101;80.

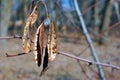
40;20;58;76
33;22;44;67
33;21;48;76
33;19;58;76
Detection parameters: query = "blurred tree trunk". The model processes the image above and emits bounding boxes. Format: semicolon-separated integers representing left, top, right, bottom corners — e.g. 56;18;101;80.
21;0;27;33
0;0;12;48
114;1;120;37
0;0;1;34
93;0;100;38
114;1;120;20
98;0;113;44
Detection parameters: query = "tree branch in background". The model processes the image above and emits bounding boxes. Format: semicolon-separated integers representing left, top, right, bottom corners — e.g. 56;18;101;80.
74;0;106;80
82;0;105;15
89;20;120;40
54;1;82;31
98;20;120;38
0;47;120;71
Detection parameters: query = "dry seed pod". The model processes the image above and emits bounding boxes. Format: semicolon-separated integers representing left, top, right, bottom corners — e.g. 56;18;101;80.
33;22;44;66
22;5;38;53
33;22;48;76
40;46;49;76
33;18;58;76
40;20;58;76
47;20;58;61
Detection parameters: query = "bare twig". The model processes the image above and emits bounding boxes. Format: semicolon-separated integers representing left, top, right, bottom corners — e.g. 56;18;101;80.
89;20;120;41
82;0;105;15
77;46;88;56
60;44;92;79
108;20;120;30
58;51;120;70
5;50;31;57
6;52;27;57
0;35;22;39
1;50;120;71
54;1;82;31
98;20;120;38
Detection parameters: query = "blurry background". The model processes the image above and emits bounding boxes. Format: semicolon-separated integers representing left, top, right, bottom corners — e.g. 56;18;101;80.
0;0;120;80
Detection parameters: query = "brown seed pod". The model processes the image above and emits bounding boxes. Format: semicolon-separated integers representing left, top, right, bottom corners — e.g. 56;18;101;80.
47;20;58;61
33;22;44;66
22;5;38;53
33;19;58;76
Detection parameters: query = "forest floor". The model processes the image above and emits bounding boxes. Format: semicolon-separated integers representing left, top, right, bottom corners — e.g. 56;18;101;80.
0;33;120;80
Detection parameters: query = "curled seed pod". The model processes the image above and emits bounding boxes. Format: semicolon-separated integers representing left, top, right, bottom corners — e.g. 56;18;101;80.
22;5;38;53
47;20;58;61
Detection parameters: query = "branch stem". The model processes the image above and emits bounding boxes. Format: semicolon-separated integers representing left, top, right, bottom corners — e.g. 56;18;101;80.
58;51;120;70
0;35;22;39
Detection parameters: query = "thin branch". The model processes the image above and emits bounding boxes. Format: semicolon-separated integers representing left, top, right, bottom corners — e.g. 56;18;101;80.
6;52;27;57
58;51;120;70
82;0;106;15
98;20;120;38
89;20;120;41
108;20;120;30
54;1;82;31
0;35;22;39
0;47;120;75
2;50;120;70
5;50;32;57
60;44;93;79
77;46;88;56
